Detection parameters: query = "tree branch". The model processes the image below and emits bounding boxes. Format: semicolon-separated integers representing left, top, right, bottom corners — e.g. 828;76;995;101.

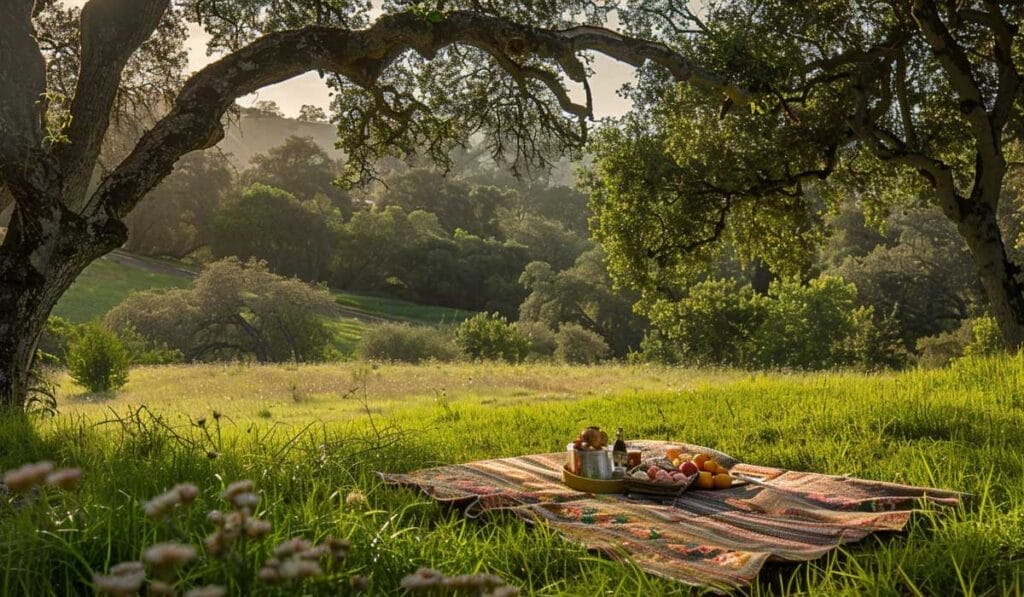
85;10;750;222
911;0;1012;207
55;0;171;211
0;0;53;205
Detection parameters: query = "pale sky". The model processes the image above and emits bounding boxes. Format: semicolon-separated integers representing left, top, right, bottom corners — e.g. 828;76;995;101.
63;1;636;120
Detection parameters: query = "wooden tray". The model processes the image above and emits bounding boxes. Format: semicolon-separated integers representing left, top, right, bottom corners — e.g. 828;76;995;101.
562;466;627;494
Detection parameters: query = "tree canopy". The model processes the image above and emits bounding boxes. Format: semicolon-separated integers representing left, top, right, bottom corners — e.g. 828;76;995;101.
587;0;1024;348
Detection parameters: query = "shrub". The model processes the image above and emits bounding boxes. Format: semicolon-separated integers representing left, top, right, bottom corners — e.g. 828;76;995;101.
67;323;130;393
117;326;184;366
555;323;610;364
845;307;910;371
37;316;80;366
106;258;337;363
964;316;1005;357
915;321;974;368
356;323;459;363
455;312;529;362
515;321;557;359
752;276;859;370
644;278;762;366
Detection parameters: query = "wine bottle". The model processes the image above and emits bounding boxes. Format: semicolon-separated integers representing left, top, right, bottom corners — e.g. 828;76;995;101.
612;427;627;467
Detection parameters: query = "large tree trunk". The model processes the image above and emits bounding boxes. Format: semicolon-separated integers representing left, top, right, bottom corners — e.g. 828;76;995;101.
956;201;1024;350
0;204;126;407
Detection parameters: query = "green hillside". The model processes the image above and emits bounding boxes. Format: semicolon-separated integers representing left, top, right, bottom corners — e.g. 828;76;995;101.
53;254;191;323
53;252;475;354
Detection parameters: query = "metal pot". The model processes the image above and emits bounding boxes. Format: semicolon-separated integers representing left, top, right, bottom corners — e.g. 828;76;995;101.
566;444;613;480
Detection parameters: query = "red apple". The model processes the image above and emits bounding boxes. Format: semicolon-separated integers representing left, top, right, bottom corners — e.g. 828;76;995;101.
646;466;659;481
678;461;699;476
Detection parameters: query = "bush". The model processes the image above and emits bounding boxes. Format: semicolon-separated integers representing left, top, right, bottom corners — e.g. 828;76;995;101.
515;321;557;360
915;321;974;368
455;313;529;362
644;278;761;366
107;258;337;363
752;276;859;370
846;307;911;371
964;316;1005;357
555;323;610;364
117;326;184;366
356;323;459;363
37;316;80;366
67;323;130;393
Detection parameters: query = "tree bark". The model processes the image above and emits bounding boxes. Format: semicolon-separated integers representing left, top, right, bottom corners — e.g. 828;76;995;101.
0;203;126;407
955;201;1024;349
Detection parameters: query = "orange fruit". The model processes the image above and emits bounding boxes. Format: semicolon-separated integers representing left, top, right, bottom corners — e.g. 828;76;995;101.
696;471;714;489
692;454;710;469
713;473;733;489
702;458;720;473
665;447;683;460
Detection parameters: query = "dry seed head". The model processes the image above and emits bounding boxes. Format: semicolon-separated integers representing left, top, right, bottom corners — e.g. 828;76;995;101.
109;561;145;577
204;533;225;557
93;570;145;595
298;545;328;560
444;573;506;590
148;580;176;597
489;587;520;597
175;483;200;504
143;542;197;569
325;537;351;562
279;558;322;580
350;575;370;591
400;568;444;591
45;468;82;491
345;490;369;509
222;480;254;500
257;566;281;584
3;461;54;492
230;491;259;510
273;537;311;558
184;585;226;597
206;510;224;526
245;518;272;538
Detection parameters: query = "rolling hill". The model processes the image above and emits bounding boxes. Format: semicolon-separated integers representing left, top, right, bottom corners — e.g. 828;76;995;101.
53;250;474;354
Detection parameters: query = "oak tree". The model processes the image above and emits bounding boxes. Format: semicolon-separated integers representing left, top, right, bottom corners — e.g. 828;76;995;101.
0;0;744;406
589;1;1024;352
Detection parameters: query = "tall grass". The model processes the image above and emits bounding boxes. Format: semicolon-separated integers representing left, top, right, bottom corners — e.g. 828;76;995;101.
3;355;1024;594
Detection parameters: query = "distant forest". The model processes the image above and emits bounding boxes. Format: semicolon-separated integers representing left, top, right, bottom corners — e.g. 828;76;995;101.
83;107;1020;370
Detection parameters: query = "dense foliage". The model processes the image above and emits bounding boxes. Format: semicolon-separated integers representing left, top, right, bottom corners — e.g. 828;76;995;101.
356;323;459;363
66;324;131;393
106;259;337;363
454;313;530;363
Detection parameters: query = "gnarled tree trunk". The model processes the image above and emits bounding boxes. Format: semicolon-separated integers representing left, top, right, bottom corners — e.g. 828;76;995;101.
0;203;127;406
956;201;1024;349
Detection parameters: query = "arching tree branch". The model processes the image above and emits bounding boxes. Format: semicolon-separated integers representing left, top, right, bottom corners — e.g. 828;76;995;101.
85;10;749;222
54;0;171;211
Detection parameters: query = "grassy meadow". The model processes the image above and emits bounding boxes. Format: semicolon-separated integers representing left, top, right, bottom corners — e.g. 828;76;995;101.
3;357;1024;594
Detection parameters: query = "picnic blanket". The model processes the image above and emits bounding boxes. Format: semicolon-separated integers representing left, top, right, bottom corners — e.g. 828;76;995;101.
380;440;960;592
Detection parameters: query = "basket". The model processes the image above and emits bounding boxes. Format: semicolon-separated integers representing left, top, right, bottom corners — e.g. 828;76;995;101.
624;464;697;499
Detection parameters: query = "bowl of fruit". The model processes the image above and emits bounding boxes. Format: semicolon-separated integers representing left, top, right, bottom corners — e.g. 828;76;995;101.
625;448;738;498
666;447;738;491
625;458;697;497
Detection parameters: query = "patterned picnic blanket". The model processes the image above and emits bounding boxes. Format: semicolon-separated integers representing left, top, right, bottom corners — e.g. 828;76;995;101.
380;441;960;592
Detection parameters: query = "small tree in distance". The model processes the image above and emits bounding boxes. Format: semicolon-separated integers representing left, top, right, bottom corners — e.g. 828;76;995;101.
297;104;328;123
